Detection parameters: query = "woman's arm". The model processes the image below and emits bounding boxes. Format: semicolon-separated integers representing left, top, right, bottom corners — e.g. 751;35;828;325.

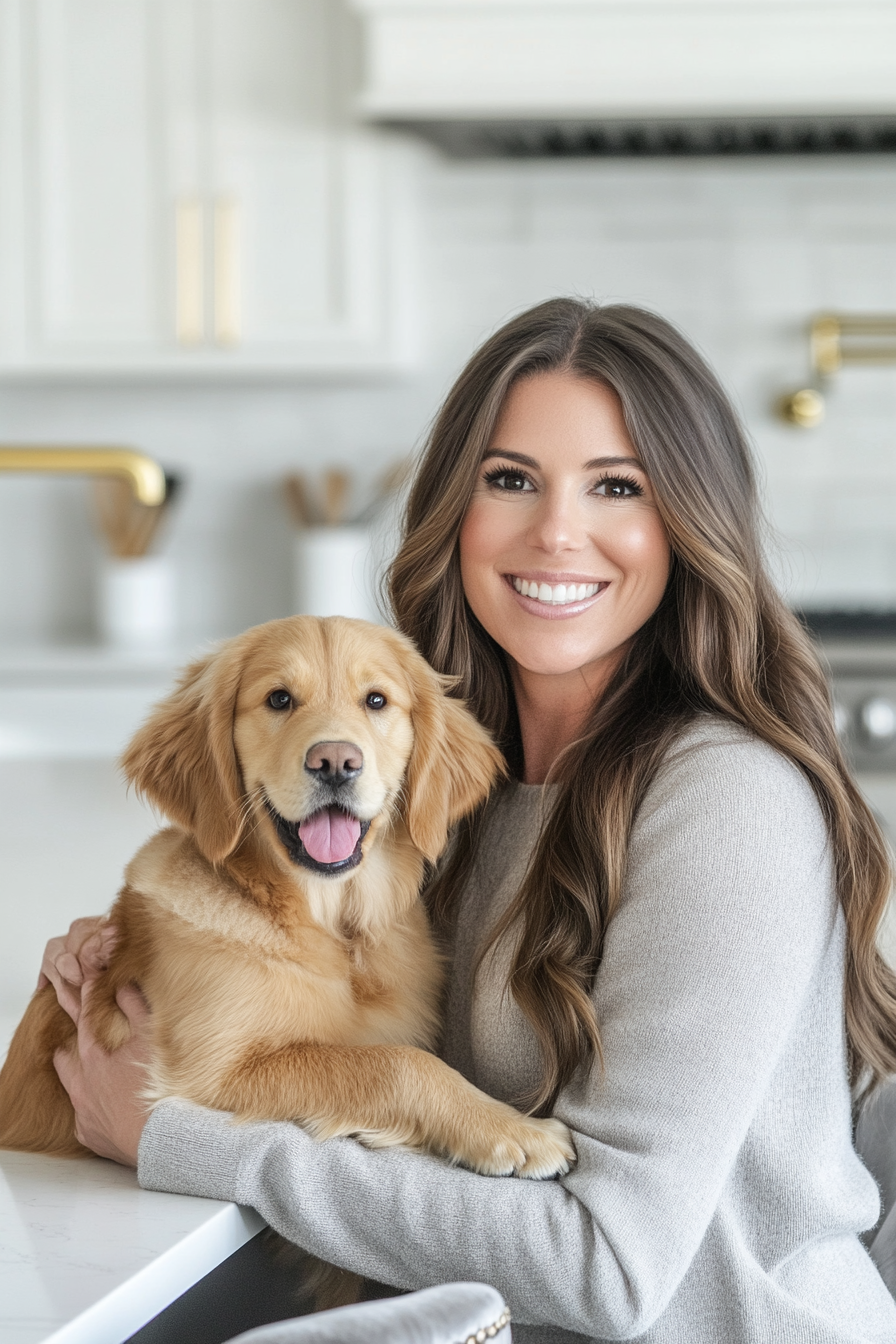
135;729;851;1338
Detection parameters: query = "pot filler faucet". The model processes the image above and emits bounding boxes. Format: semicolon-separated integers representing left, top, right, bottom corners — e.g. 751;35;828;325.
0;446;166;505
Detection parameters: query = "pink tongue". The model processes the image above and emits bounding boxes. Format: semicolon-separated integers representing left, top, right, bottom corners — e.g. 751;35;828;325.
298;807;361;864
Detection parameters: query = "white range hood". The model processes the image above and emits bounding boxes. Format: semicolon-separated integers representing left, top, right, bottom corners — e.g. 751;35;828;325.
348;1;896;126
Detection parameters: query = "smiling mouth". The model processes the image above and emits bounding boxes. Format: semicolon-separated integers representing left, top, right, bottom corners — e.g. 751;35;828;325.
266;801;371;876
509;576;607;606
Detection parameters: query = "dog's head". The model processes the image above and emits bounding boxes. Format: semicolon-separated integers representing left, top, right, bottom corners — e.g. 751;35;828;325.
121;616;504;875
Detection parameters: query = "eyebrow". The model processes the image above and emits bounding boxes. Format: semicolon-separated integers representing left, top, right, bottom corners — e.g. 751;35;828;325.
482;449;644;471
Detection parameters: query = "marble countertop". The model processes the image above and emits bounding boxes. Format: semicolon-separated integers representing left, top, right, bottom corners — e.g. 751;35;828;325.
0;1151;265;1344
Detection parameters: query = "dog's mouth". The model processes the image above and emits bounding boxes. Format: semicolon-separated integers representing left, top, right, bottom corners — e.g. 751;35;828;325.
266;801;371;876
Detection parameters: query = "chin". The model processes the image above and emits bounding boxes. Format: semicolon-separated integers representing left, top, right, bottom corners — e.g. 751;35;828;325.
510;645;616;680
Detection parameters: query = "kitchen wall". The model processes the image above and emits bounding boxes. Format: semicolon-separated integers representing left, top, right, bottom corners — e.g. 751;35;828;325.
1;147;896;647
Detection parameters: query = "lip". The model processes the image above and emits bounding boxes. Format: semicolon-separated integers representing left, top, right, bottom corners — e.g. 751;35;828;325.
503;573;609;620
505;570;608;586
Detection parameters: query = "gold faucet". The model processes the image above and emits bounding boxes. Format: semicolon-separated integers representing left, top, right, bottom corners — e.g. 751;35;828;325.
0;446;166;505
780;314;896;428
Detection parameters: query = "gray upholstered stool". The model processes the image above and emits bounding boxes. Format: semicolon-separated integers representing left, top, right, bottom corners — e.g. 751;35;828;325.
856;1074;896;1297
226;1282;511;1344
226;1282;510;1344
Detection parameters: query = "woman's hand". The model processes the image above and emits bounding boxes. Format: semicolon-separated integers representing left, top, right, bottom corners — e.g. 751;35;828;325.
53;981;151;1168
38;916;118;1022
39;918;151;1167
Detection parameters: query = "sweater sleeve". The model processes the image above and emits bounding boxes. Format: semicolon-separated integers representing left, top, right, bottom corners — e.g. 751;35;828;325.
138;726;839;1339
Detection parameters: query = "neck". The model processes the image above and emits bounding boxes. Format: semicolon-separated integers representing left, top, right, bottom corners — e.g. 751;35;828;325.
510;652;623;784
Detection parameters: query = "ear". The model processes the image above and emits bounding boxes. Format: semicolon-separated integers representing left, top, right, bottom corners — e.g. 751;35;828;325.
402;662;505;863
120;641;246;865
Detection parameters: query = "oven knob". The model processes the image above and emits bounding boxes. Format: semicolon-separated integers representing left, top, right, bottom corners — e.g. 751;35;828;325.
859;696;896;746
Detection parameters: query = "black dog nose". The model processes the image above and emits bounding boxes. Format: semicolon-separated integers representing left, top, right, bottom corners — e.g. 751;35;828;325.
304;740;364;787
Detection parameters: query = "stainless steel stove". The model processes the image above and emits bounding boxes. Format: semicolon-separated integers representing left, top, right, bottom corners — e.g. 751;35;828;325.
802;613;896;967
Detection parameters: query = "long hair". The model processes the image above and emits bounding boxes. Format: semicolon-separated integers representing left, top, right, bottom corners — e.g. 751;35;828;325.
387;299;896;1112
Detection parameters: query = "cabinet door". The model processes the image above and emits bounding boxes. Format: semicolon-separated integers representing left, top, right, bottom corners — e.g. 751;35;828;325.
204;0;406;370
22;0;170;362
0;0;413;374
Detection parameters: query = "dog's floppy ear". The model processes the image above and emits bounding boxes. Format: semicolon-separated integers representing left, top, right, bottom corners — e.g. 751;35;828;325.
120;640;246;865
402;659;505;863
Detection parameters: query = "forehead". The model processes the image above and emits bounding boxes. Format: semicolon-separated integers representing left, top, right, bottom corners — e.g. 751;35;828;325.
489;371;638;465
235;620;413;707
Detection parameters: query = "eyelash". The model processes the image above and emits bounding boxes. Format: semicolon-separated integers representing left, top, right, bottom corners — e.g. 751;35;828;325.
482;465;645;498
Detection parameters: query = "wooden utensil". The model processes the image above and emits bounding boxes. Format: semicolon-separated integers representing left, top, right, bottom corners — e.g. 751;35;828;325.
93;472;180;558
283;473;315;527
323;469;351;526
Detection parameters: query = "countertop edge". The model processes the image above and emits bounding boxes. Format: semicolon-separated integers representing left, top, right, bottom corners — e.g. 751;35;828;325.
42;1201;267;1344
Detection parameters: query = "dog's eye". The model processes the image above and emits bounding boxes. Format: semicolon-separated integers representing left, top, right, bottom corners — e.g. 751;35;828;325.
267;690;293;711
365;691;387;711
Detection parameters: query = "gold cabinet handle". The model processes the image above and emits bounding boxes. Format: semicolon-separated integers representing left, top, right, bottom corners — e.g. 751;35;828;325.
175;198;205;345
213;197;241;346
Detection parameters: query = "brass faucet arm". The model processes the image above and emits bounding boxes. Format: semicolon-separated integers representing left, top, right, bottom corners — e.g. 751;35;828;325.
781;311;896;428
0;447;166;506
810;313;896;376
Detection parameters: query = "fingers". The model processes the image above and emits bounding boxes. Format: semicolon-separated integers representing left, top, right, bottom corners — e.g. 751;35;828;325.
38;917;119;1019
65;916;108;954
40;946;84;1024
38;935;70;990
39;937;84;1023
55;978;85;1025
56;951;87;984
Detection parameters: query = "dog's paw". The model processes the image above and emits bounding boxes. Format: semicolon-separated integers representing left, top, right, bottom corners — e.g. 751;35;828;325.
459;1113;576;1180
513;1116;577;1179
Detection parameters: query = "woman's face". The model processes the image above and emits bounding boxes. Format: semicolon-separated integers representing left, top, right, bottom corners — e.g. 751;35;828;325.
459;370;671;685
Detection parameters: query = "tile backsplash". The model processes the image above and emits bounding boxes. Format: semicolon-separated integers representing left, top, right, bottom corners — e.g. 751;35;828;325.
1;149;896;646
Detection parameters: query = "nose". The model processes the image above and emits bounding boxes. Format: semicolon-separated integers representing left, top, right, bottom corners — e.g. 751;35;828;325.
527;484;587;554
304;740;364;788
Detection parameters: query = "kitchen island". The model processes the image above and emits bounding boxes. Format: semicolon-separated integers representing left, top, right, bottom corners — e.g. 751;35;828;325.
0;1150;265;1344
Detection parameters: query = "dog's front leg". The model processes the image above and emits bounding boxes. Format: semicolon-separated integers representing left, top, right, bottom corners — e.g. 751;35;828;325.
211;1042;575;1179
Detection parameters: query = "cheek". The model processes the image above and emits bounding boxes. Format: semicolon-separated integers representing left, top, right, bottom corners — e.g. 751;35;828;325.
459;504;512;623
232;713;276;784
608;512;671;592
459;497;515;579
372;713;415;787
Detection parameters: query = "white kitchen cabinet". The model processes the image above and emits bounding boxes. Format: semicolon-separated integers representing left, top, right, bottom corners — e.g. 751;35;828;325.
350;0;896;121
0;0;415;376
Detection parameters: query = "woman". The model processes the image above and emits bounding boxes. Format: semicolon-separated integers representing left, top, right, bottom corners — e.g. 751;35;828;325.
43;301;896;1341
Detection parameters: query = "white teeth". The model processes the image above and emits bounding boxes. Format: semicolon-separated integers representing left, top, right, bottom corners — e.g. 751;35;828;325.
511;577;602;605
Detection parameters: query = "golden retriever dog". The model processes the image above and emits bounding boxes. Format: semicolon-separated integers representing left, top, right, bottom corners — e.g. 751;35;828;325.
0;617;574;1193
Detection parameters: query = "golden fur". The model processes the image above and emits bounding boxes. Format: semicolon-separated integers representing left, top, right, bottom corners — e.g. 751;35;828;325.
0;616;574;1186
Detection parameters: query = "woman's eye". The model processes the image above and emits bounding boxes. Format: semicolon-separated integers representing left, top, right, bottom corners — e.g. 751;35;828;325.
366;691;387;711
267;690;292;711
594;476;644;499
484;468;534;493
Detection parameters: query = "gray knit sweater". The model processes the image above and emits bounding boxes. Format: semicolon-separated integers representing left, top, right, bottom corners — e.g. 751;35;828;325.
138;717;896;1341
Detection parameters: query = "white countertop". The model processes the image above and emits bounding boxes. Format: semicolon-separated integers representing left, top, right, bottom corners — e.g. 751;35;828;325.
0;644;204;760
0;1151;264;1344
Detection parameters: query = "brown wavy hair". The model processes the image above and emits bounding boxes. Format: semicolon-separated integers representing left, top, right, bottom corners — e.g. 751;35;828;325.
387;298;896;1112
